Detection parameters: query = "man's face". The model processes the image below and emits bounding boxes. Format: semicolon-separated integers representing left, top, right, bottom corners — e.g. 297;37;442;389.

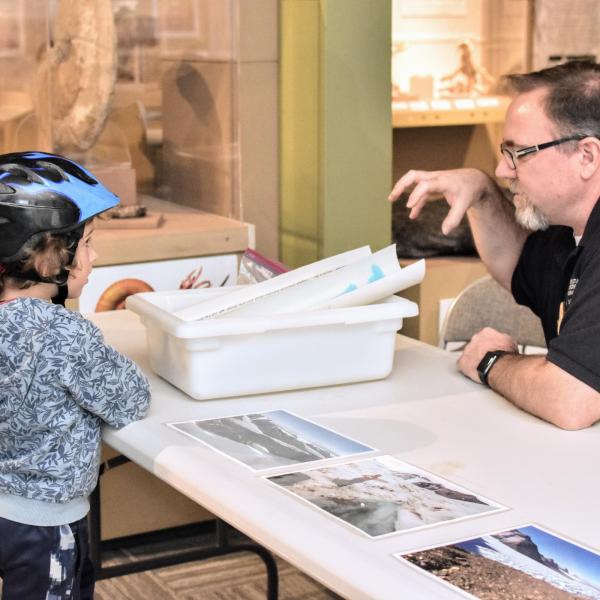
495;88;579;231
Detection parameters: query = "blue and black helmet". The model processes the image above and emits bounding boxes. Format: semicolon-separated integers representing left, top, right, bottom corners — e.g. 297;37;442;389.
0;152;119;276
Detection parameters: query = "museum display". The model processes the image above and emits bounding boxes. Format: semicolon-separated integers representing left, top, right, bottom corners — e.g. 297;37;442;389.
0;0;242;220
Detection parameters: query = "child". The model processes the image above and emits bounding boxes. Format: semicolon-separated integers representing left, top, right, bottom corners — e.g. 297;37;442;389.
0;152;151;599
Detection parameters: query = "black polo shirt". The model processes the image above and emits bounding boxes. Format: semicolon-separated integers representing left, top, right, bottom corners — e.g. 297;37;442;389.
512;198;600;392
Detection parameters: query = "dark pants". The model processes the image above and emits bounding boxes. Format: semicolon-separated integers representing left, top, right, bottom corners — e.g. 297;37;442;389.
0;515;95;600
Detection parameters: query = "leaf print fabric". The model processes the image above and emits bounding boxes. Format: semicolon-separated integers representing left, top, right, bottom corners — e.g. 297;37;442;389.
0;298;150;504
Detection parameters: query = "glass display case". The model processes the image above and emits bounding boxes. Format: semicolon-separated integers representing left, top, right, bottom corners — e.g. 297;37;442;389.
0;0;243;220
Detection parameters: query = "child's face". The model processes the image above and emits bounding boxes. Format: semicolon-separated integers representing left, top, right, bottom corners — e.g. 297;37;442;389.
67;222;97;299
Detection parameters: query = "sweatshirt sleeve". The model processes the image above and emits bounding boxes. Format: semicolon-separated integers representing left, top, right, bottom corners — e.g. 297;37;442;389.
62;317;151;428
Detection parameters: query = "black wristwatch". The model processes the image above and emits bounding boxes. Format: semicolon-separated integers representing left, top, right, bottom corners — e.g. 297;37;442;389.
477;350;509;386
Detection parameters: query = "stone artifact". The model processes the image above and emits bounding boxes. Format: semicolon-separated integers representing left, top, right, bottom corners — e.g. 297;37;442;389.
392;195;476;258
36;0;117;153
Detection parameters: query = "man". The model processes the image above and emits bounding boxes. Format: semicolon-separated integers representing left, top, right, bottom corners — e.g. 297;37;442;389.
389;61;600;430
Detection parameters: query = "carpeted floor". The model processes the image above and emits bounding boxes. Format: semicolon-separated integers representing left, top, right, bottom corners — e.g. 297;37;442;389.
0;522;342;599
96;552;341;600
94;523;344;600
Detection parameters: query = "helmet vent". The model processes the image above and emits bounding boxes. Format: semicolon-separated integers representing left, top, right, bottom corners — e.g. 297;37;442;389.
0;164;44;184
36;161;70;182
0;182;14;194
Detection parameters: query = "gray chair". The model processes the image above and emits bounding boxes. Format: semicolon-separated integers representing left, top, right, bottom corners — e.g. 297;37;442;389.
439;275;546;351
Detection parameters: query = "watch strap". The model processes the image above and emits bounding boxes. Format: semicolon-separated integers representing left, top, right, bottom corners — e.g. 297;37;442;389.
477;350;509;386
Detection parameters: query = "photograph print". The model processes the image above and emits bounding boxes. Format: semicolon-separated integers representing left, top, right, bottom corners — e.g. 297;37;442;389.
267;455;505;538
167;410;374;471
397;524;600;600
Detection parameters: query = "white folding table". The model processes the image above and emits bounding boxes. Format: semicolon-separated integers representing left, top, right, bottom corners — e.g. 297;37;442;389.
91;309;600;600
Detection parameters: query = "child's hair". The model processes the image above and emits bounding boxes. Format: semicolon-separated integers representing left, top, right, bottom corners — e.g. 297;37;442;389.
0;234;71;294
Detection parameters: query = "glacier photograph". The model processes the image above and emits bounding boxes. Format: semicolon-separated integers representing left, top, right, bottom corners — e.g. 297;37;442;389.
167;410;373;470
398;524;600;600
267;455;504;538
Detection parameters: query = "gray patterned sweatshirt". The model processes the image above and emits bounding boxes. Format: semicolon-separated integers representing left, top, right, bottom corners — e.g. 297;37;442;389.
0;297;150;525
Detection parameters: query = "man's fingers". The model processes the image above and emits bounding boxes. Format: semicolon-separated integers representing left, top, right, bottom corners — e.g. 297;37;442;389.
388;170;436;203
441;202;467;235
405;174;452;219
406;180;436;219
388;174;412;203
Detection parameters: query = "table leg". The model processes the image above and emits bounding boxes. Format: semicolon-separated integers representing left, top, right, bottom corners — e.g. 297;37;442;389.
88;456;280;599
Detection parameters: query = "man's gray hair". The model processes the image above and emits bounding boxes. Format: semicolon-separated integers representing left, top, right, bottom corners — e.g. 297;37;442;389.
503;61;600;141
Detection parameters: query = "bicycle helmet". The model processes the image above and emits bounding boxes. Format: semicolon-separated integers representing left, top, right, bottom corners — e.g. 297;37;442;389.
0;151;119;289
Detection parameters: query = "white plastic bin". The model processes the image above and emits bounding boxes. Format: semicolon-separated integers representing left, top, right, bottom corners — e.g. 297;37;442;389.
126;288;418;400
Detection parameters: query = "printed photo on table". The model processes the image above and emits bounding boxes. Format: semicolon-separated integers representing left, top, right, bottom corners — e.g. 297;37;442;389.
266;455;506;539
167;410;375;471
396;524;600;600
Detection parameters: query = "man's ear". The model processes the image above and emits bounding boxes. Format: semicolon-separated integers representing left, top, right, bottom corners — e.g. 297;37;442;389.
579;136;600;180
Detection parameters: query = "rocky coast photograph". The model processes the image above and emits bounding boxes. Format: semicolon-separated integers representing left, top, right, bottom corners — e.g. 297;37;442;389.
398;525;600;599
267;455;504;537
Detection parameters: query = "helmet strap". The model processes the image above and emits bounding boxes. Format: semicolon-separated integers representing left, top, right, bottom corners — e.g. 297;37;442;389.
52;283;69;306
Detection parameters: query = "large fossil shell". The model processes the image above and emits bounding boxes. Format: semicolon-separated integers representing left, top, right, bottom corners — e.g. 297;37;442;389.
36;0;117;153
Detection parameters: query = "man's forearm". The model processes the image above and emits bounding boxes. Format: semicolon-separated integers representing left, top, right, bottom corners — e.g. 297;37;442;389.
467;187;529;291
487;353;600;430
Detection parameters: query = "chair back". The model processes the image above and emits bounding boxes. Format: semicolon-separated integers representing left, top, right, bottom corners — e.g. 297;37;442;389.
440;275;546;350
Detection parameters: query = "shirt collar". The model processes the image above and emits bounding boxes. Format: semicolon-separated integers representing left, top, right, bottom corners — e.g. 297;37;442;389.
578;196;600;251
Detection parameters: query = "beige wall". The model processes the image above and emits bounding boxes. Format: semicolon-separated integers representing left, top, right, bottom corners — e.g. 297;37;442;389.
237;0;280;258
161;0;280;259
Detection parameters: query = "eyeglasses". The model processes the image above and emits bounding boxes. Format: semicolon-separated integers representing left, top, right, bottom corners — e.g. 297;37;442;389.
500;136;586;169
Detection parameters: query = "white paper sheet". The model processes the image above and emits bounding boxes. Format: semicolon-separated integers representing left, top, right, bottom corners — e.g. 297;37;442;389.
174;245;372;321
219;245;403;318
309;259;425;310
173;245;424;321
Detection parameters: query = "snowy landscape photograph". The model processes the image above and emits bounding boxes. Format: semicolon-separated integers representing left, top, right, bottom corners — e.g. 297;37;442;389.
397;524;600;600
267;455;504;538
167;410;373;470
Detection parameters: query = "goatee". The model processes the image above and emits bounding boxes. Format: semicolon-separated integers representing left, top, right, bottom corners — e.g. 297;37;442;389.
511;189;550;231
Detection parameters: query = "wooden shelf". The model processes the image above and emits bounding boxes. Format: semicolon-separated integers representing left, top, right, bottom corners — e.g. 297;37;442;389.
392;95;510;128
94;196;254;267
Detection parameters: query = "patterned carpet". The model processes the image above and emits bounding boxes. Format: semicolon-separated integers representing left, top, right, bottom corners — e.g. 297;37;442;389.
0;522;342;599
96;553;341;600
94;523;343;600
